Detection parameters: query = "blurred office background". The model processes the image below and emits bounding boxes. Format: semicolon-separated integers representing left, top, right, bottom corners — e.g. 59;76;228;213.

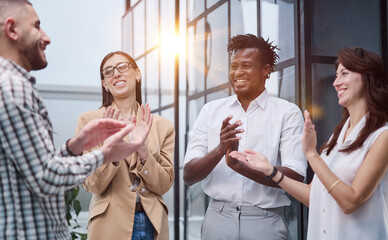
30;0;387;239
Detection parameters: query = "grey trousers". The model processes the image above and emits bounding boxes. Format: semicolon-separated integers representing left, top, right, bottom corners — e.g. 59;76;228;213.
201;199;290;240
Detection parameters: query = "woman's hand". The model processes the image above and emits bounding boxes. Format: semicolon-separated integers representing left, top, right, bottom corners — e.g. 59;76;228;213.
102;105;152;162
229;149;273;176
302;110;318;159
131;104;153;161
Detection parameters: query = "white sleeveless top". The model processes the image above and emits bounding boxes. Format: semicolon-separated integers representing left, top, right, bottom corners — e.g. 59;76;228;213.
308;116;388;240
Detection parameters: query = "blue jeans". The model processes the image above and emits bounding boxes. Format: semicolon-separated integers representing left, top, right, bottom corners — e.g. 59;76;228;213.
132;211;155;240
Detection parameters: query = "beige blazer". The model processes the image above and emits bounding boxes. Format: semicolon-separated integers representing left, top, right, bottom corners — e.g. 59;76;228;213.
75;104;175;240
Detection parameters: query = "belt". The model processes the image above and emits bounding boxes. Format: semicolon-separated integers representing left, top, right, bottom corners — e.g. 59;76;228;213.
135;202;145;212
210;199;284;216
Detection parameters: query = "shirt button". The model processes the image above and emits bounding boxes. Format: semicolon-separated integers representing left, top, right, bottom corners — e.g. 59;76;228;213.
323;209;325;213
323;230;326;234
236;207;240;211
144;170;149;175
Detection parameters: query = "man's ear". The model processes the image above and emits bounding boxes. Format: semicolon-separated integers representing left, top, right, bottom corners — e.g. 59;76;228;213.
3;18;18;41
264;64;271;74
263;64;271;78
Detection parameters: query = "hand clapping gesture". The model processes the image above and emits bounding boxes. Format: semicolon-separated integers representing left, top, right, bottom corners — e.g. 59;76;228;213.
229;149;273;176
217;115;243;154
100;104;153;163
302;110;318;159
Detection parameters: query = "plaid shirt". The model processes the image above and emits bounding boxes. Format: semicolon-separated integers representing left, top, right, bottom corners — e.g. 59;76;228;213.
0;57;104;240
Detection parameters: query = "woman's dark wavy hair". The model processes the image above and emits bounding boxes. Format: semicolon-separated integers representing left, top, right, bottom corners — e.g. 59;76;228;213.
100;51;142;108
322;47;388;155
227;33;279;72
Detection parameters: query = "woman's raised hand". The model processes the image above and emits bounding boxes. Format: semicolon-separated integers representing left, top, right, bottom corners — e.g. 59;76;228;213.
302;110;318;159
130;103;153;146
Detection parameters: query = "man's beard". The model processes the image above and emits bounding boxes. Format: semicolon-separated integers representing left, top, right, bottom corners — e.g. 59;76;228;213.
19;36;48;71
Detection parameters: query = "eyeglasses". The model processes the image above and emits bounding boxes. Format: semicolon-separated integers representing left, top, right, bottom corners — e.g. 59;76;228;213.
101;62;132;78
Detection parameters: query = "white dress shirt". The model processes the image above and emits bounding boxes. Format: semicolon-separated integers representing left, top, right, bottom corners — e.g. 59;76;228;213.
308;116;388;239
184;90;307;208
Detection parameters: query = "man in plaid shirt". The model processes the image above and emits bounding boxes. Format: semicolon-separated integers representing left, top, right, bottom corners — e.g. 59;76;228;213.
0;0;153;239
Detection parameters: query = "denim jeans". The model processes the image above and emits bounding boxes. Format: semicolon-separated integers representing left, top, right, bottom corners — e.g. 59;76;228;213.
132;211;155;240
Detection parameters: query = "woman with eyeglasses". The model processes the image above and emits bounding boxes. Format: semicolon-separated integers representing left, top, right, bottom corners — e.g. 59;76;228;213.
75;51;175;240
230;47;388;239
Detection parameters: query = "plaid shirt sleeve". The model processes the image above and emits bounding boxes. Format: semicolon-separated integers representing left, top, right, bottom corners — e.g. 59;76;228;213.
0;73;104;197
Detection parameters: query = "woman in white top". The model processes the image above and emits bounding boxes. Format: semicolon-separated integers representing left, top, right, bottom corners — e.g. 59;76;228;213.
230;47;388;239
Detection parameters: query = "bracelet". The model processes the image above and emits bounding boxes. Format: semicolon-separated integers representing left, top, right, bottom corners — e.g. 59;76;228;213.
328;179;342;193
66;139;80;156
266;167;278;181
275;171;284;184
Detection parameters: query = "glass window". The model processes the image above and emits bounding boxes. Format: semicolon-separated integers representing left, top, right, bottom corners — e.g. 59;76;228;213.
159;0;176;107
160;47;175;107
133;1;145;58
131;0;140;7
188;0;205;21
146;0;159;50
261;0;294;61
266;66;296;103
231;0;258;37
146;49;159;110
311;63;342;147
206;0;219;9
136;57;145;103
312;0;380;56
122;11;133;56
279;66;296;102
187;19;205;95
188;97;205;133
160;0;175;37
206;3;229;89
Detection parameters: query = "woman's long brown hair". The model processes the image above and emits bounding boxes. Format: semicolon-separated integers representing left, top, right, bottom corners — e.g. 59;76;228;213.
322;47;388;155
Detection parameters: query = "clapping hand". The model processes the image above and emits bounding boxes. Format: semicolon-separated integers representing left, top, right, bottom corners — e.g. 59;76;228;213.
68;118;128;155
229;149;273;175
217;115;243;154
302;110;318;159
100;104;153;163
130;103;153;146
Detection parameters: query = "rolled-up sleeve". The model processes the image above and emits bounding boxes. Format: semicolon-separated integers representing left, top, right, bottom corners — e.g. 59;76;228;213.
184;105;209;165
279;107;307;178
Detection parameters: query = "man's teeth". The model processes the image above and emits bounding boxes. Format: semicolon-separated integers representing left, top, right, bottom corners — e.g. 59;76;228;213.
236;80;247;83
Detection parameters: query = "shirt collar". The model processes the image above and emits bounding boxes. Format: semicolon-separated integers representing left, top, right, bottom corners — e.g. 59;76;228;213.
0;57;36;85
337;115;367;145
227;89;269;110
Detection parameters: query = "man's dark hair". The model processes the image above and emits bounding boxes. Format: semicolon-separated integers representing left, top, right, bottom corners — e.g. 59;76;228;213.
227;34;279;72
